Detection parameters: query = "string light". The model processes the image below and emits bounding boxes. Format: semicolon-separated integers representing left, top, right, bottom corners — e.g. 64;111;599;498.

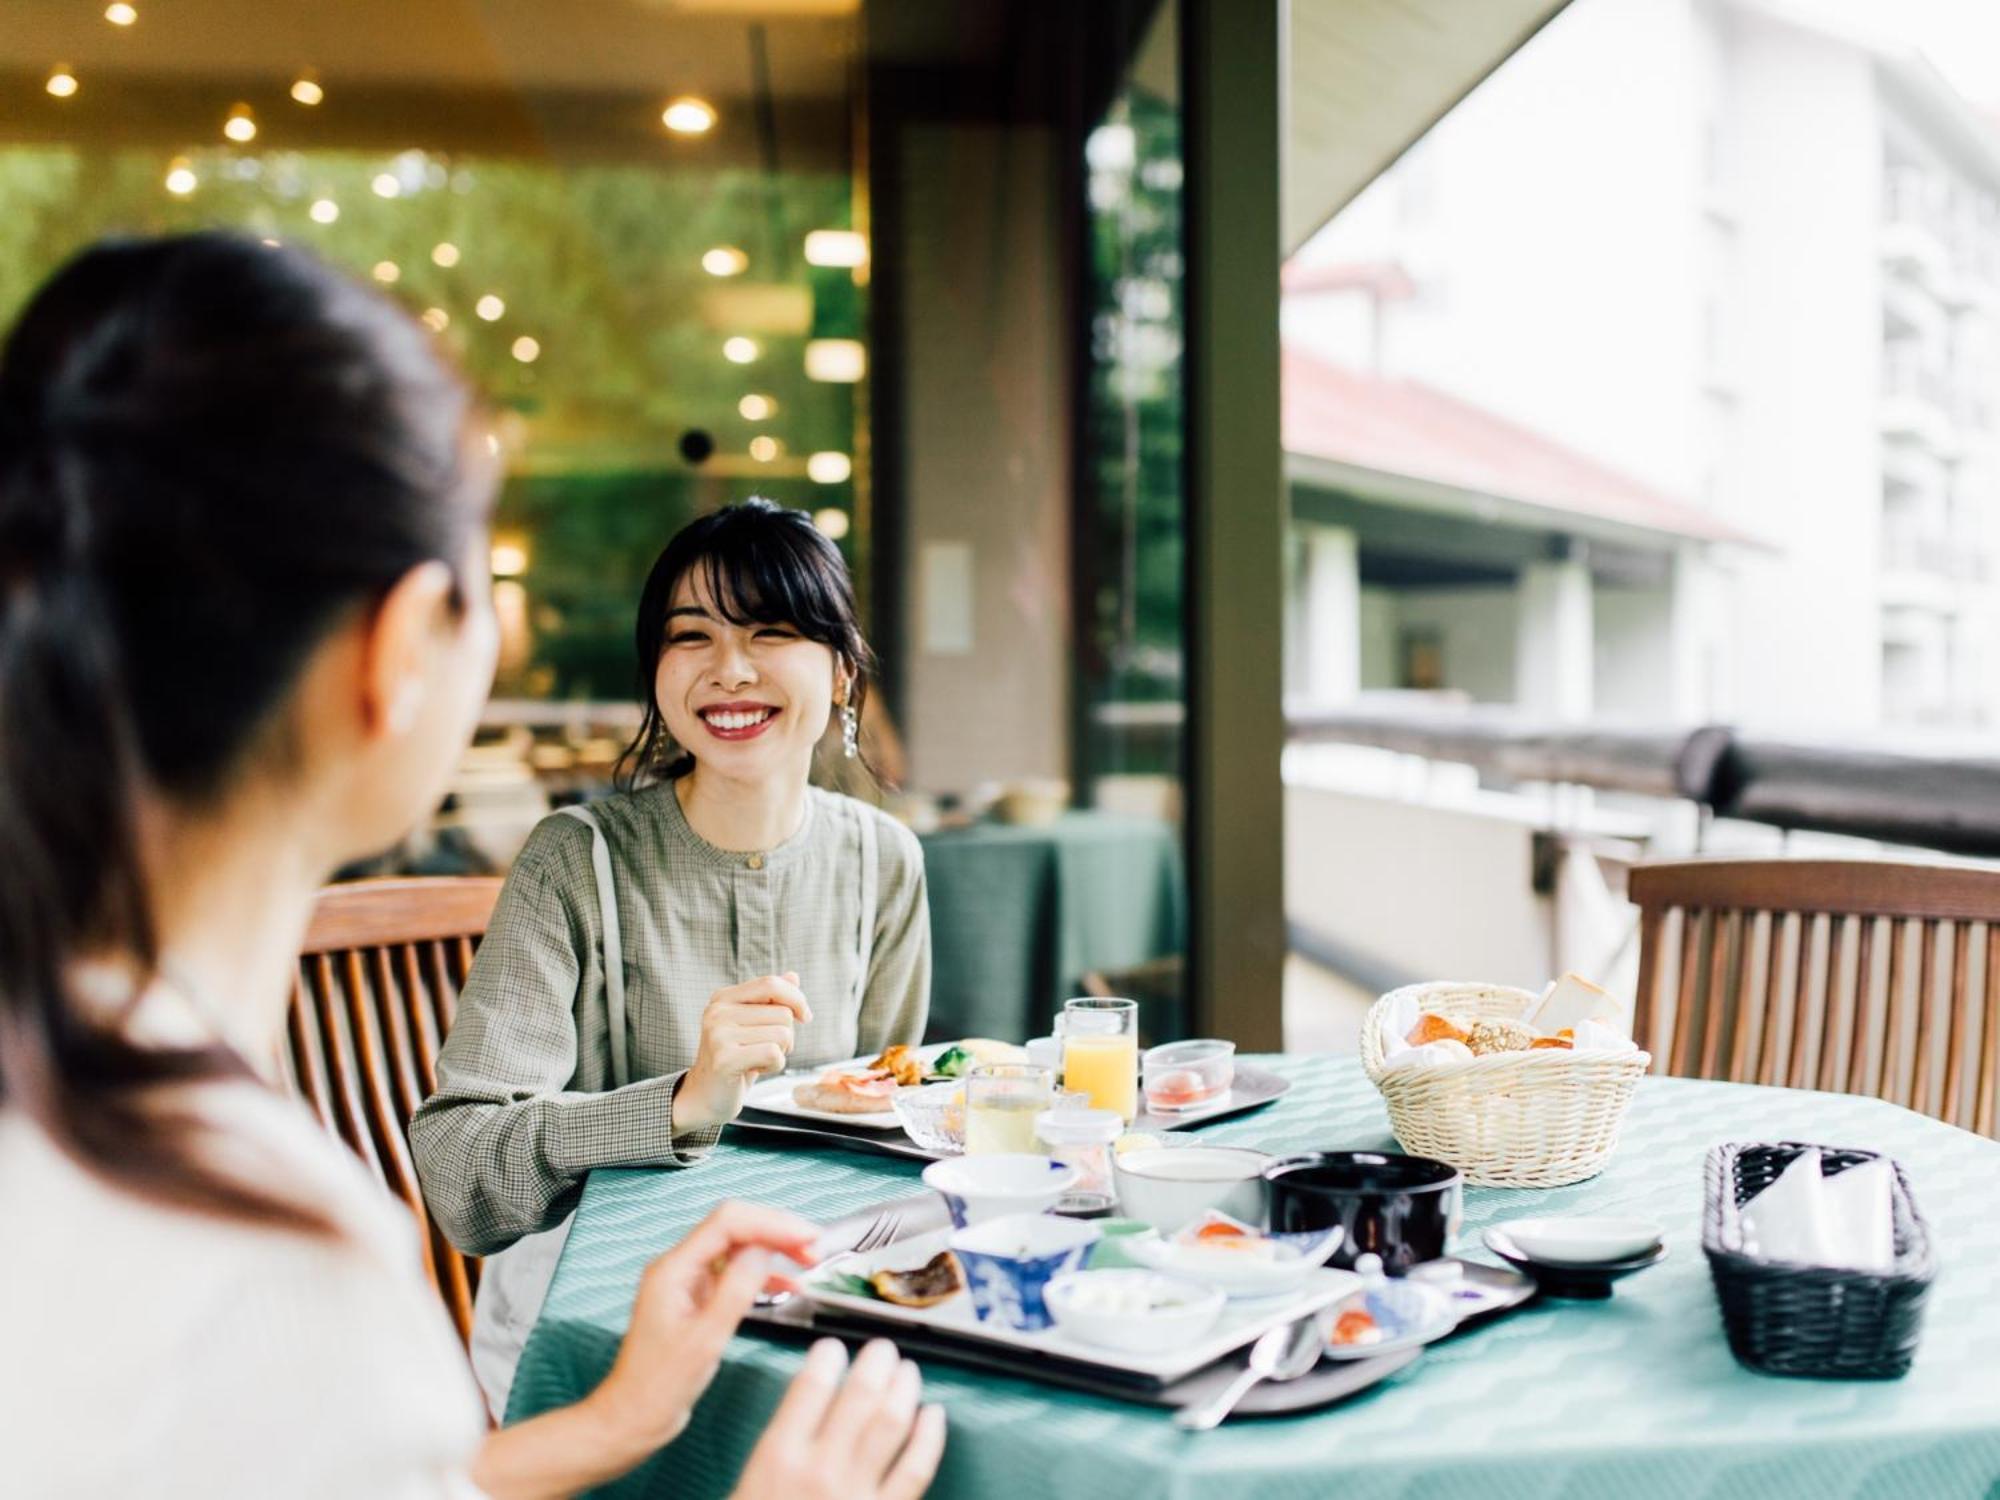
475;294;505;322
662;97;717;135
309;197;339;224
490;538;530;577
803;230;868;268
807;451;853;484
484;432;502;457
105;4;138;25
290;76;323;106
422;307;449;332
164;157;198;196
738;394;776;421
813;508;851;541
511;336;540;363
223;105;257;143
702;247;748;277
431;242;460;268
804;338;866;383
749;436;781;462
372;261;400;284
372;172;401;199
723;337;759;364
46;70;79;99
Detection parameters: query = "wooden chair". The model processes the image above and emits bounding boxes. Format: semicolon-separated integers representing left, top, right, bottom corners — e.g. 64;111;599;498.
1630;860;2000;1136
281;876;504;1347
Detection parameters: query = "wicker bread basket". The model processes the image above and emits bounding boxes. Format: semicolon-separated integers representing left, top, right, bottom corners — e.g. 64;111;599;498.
1360;981;1651;1189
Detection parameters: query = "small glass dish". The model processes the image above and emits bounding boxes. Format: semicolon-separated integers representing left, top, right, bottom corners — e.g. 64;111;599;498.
892;1081;965;1154
1142;1039;1236;1113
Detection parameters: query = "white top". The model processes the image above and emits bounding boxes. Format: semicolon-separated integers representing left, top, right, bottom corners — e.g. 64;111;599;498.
0;1075;487;1499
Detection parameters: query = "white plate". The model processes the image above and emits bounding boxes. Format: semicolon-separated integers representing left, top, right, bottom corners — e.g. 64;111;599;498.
742;1045;954;1131
804;1228;1359;1384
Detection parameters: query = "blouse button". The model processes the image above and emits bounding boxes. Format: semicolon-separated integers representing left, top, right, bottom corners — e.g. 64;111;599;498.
746;853;765;870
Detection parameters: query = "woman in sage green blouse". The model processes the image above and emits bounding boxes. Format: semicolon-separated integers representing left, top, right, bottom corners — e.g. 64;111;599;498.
412;499;930;1414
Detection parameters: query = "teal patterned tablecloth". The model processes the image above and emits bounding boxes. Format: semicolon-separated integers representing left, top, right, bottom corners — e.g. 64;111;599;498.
509;1057;2000;1500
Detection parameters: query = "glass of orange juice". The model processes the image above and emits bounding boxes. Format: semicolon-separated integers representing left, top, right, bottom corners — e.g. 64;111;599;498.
1061;997;1139;1121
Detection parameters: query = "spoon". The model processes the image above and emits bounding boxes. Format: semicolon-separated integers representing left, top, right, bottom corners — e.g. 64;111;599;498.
1174;1315;1322;1431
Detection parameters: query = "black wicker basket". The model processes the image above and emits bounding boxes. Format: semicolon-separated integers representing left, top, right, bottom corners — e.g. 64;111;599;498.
1702;1141;1936;1380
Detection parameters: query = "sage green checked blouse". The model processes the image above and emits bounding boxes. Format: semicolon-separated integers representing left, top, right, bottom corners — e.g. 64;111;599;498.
410;783;930;1257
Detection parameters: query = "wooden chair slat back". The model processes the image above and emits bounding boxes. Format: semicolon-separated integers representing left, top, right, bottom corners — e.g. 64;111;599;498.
284;877;503;1348
1630;860;2000;1138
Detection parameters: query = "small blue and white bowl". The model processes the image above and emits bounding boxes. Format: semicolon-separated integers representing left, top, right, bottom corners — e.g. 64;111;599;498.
949;1212;1102;1331
923;1154;1079;1230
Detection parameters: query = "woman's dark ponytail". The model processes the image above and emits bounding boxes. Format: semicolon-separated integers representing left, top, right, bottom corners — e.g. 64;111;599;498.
0;233;484;1232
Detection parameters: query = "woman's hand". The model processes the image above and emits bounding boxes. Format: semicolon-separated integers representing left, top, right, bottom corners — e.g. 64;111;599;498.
732;1339;946;1500
585;1202;819;1458
675;971;814;1131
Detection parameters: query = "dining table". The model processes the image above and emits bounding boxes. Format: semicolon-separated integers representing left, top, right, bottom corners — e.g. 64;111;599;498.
915;811;1186;1042
507;1054;2000;1499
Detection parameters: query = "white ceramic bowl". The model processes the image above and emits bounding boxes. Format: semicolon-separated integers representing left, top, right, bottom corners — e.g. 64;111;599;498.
1493;1216;1663;1266
1113;1145;1271;1233
923;1154;1079;1229
1045;1269;1226;1352
1129;1224;1343;1299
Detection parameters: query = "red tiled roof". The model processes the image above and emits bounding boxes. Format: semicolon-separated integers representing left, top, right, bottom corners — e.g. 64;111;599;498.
1283;346;1756;546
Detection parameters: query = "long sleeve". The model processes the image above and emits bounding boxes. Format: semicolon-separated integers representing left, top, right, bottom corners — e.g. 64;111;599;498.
854;816;932;1055
410;819;714;1258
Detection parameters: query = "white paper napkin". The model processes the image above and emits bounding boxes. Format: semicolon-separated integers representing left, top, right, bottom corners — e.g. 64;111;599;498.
1739;1147;1894;1272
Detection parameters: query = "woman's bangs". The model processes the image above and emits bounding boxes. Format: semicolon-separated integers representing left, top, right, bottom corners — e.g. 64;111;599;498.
694;534;843;640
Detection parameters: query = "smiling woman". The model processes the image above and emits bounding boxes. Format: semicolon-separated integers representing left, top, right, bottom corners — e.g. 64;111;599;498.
410;498;931;1419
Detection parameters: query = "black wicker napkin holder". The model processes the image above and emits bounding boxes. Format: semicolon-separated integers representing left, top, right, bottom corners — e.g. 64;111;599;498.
1702;1140;1936;1380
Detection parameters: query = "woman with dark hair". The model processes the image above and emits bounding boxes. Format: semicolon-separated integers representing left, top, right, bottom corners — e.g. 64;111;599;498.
0;234;941;1499
412;498;931;1415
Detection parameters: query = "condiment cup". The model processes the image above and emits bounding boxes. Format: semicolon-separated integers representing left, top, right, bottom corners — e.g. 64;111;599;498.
950;1212;1101;1330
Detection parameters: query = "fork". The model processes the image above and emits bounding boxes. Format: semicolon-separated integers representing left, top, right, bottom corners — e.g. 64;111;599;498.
849;1206;906;1254
760;1205;908;1309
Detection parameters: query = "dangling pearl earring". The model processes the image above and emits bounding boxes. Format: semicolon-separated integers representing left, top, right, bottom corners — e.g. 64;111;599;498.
841;701;859;759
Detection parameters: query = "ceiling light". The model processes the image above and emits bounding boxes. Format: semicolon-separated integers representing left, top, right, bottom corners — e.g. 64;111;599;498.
723;336;759;364
511;335;540;363
105;4;138;25
803;230;868;268
46;70;79;99
749;435;781;462
372;173;401;199
738;394;776;421
371;261;400;284
475;294;505;322
223;105;257;143
422;307;449;332
702;246;749;277
309;197;339;224
164;158;198;196
813;508;851;541
290;77;324;107
431;242;460;268
804;338;866;383
662;97;717;135
807;451;853;484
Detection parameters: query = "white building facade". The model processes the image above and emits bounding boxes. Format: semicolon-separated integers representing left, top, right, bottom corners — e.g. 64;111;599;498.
1285;0;2000;734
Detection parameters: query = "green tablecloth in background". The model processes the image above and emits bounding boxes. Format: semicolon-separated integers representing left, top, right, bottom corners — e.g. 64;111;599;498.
916;811;1185;1041
510;1057;2000;1500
